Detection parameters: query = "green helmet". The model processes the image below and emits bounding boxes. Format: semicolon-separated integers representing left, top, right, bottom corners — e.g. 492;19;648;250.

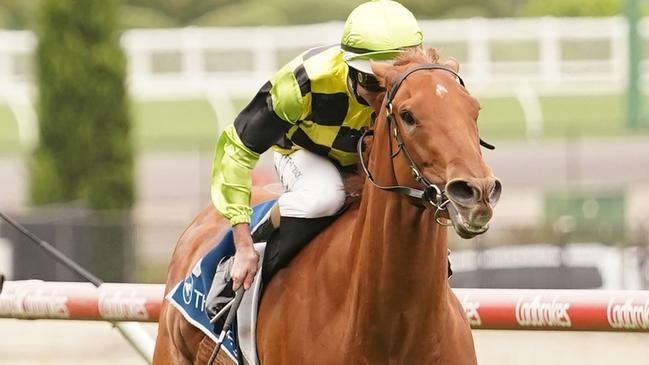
342;0;423;74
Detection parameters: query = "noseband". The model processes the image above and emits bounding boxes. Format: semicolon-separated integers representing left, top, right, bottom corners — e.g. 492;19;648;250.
357;63;495;224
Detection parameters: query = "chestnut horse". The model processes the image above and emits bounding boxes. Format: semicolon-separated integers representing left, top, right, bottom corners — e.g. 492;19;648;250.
153;48;501;365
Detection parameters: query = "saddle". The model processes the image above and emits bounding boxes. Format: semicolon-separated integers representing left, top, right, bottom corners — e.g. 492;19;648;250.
204;243;267;365
204;212;340;364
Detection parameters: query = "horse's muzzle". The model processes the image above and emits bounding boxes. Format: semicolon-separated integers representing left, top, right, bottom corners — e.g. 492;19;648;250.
444;177;502;239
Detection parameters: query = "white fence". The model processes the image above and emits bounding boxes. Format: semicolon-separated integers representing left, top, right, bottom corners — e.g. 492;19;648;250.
1;17;648;100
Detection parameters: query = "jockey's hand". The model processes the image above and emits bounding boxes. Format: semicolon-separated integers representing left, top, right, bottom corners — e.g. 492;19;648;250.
231;223;259;291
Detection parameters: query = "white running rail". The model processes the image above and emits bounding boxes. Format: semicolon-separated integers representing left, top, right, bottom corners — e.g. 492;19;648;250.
1;17;648;100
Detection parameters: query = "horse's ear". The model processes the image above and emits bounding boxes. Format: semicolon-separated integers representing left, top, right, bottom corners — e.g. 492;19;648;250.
370;61;390;82
426;47;439;63
444;57;460;73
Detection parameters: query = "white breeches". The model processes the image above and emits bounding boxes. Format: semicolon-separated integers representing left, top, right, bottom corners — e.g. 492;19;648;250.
273;149;346;219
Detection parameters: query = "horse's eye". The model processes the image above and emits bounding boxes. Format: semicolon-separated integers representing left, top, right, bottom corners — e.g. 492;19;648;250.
400;111;416;126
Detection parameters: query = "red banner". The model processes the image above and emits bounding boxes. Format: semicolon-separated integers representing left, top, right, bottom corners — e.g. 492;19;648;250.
2;281;648;332
0;280;163;322
454;288;649;332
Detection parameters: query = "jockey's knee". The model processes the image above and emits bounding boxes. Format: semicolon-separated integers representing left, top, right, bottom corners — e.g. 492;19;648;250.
300;188;345;218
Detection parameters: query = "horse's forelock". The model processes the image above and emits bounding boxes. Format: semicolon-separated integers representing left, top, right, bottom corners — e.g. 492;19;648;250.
382;47;440;87
393;47;439;67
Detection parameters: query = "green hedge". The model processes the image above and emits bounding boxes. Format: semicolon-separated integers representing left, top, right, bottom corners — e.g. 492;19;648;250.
31;0;133;210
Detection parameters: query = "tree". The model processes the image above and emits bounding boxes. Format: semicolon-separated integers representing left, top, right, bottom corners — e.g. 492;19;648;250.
30;0;134;282
32;0;133;210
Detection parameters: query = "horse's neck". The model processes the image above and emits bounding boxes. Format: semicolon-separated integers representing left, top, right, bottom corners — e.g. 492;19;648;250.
347;180;450;333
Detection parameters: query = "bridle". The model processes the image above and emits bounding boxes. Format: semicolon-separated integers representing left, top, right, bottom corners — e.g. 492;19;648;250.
357;63;495;224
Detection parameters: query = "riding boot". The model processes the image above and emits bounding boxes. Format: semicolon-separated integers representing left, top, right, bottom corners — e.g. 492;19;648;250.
251;216;275;243
251;203;281;243
261;215;338;284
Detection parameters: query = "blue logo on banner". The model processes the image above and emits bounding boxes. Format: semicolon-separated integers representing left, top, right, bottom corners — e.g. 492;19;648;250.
182;276;193;305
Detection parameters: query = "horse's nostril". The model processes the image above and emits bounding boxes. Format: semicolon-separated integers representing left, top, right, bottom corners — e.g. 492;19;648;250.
490;179;502;204
446;180;477;205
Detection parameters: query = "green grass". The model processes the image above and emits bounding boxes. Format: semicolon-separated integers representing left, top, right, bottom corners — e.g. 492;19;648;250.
478;96;527;139
541;94;626;138
1;93;646;156
131;98;219;150
478;93;634;140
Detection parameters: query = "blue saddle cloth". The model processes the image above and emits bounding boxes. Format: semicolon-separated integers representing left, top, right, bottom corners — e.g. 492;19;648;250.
167;200;276;364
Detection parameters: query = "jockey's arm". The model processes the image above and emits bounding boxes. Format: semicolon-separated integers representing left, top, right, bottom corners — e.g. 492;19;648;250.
211;59;306;289
211;122;261;291
211;81;302;225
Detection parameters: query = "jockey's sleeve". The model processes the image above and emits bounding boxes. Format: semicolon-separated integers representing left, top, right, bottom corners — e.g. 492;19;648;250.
211;61;306;225
211;126;260;225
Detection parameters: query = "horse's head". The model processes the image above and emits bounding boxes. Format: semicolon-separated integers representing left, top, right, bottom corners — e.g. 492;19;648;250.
369;48;501;239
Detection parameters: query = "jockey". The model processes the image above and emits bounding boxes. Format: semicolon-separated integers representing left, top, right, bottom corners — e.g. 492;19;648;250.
211;0;423;291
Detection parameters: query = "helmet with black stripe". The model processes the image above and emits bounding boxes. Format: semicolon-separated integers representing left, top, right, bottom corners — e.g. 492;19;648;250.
342;0;423;75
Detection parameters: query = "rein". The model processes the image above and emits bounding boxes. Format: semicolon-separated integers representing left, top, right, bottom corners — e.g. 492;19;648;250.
357;63;494;224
